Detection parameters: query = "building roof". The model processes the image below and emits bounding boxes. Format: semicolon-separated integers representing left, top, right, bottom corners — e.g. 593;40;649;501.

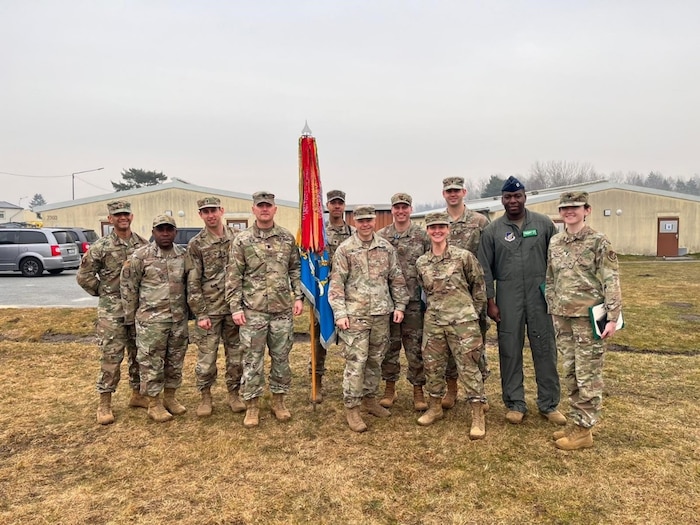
412;180;700;217
34;179;299;212
0;201;22;209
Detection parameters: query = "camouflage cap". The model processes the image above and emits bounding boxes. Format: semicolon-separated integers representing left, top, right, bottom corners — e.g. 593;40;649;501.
107;200;132;215
425;211;450;227
152;214;177;228
327;189;346;202
353;205;376;220
252;191;275;205
558;191;589;208
197;196;221;210
391;192;412;206
442;177;465;190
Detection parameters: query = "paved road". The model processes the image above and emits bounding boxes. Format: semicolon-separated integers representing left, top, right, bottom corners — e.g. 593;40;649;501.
0;270;98;308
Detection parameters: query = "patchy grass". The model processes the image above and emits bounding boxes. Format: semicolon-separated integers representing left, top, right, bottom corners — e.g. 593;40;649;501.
0;261;698;524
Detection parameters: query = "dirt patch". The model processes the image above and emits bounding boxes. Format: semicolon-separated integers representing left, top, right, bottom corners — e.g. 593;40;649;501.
679;314;700;322
664;302;694;308
41;334;96;344
607;343;697;356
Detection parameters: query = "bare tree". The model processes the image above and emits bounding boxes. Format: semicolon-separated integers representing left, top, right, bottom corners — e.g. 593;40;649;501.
526;161;599;190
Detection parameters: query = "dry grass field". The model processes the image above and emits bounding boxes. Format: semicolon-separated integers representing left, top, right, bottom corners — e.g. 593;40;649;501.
0;260;698;524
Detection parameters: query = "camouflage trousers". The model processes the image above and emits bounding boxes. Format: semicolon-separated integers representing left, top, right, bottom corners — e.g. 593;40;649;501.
381;301;425;385
96;317;140;394
446;312;491;381
423;320;485;401
239;309;294;401
192;314;242;392
136;320;189;397
339;315;390;408
553;315;605;429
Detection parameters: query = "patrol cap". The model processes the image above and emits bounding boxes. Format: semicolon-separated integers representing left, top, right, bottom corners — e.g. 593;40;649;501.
197;196;221;210
442;177;465;190
501;176;525;193
108;200;132;215
153;214;177;228
252;191;275;205
558;191;589;208
353;205;376;220
391;192;412;206
326;189;346;202
425;211;450;227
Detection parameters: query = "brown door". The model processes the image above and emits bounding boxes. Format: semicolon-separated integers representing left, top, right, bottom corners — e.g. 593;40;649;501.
657;218;679;257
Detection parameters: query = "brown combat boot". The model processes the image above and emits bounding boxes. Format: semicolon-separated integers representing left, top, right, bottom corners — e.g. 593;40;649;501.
147;394;173;423
442;378;458;409
243;397;259;428
362;396;391;417
128;389;149;409
555;425;593;450
469;401;486;440
228;389;246;413
553;426;572;441
379;381;398;408
417;395;444;426
345;406;368;433
96;392;115;425
163;388;187;415
541;410;567;426
310;375;323;403
413;385;428;411
271;393;291;422
196;387;213;417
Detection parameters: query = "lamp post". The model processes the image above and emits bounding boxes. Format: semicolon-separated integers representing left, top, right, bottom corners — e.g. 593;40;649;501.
72;167;104;200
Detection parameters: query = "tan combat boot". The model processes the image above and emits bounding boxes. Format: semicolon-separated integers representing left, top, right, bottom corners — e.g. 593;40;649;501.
196;387;213;417
310;375;323;403
228;389;246;413
243;397;259;428
541;410;567;426
555;425;593;450
469;400;486;440
379;381;398;408
553;426;572;441
362;396;391;417
147;394;173;423
346;406;368;433
442;378;458;409
413;385;428;411
128;389;149;409
271;393;291;422
96;392;115;425
163;388;187;415
417;395;444;426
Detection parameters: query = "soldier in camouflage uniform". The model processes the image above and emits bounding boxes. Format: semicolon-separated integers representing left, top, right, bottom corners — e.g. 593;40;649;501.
416;212;488;439
121;214;189;423
441;176;492;410
225;191;304;428
329;205;409;433
308;189;355;403
377;192;431;411
186;196;244;418
477;176;564;426
546;191;622;450
77;200;149;425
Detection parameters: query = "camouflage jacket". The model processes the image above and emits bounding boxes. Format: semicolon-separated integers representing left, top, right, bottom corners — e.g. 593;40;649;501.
325;220;355;265
329;232;409;320
447;206;489;255
76;230;149;320
186;226;238;319
226;223;302;315
416;245;486;326
546;226;622;322
120;242;188;324
378;222;431;302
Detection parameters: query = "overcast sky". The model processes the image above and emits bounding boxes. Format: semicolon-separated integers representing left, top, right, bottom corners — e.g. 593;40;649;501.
1;0;698;208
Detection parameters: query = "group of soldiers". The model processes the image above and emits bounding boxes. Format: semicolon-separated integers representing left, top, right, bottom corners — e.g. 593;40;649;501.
78;175;614;449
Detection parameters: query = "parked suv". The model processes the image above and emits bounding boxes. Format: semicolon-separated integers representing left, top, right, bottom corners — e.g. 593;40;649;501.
47;227;99;256
149;227;202;248
0;228;81;276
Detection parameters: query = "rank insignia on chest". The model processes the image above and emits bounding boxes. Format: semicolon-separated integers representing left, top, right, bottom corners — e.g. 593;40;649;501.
522;229;538;238
504;232;516;242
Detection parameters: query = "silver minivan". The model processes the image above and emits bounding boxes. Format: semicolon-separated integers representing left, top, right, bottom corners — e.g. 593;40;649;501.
0;228;81;276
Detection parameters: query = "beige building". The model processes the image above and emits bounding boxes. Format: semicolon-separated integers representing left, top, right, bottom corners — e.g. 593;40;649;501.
413;181;700;256
33;179;300;238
